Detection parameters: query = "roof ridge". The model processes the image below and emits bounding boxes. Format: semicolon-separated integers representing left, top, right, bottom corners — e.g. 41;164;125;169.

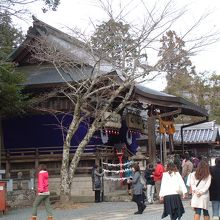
31;15;86;48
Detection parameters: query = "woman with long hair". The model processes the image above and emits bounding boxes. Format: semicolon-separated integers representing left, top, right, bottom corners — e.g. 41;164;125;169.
191;160;211;220
129;163;146;214
159;162;187;220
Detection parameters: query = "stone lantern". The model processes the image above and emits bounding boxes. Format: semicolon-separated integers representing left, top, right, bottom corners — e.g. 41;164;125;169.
131;146;148;171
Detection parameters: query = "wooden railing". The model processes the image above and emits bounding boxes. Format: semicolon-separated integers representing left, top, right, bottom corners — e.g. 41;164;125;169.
1;145;135;162
1;145;135;178
1;145;113;161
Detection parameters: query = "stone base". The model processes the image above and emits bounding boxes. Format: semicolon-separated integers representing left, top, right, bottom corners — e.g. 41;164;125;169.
6;176;131;207
7;189;35;208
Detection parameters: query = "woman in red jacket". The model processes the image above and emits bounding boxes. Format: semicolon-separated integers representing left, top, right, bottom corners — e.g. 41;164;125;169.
31;164;53;220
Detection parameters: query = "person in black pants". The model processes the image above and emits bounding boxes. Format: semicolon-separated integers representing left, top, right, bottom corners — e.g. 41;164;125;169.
129;163;146;214
209;157;220;220
91;164;104;202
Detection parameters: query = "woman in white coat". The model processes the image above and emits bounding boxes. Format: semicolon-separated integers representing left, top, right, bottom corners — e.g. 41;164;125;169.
190;160;211;220
159;162;187;220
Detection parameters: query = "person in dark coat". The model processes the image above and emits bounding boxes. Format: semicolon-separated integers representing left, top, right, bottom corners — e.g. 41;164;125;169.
129;163;146;214
91;164;104;203
145;163;155;204
209;157;220;220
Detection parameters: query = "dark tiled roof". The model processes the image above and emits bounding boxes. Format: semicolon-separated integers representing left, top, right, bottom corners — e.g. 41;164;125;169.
18;65;99;86
8;17;208;118
139;121;219;144
134;85;208;117
174;121;220;144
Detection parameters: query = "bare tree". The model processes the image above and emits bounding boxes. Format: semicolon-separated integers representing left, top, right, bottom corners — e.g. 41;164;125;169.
28;0;220;202
0;0;60;20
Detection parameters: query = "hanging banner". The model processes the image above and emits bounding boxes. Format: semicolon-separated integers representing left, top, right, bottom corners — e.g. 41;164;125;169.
103;112;121;129
103;168;132;174
102;161;133;183
126;113;143;130
102;161;133;167
104;176;128;181
141;120;148;134
100;129;108;144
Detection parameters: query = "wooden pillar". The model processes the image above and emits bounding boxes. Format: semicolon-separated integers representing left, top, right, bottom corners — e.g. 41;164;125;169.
162;134;167;164
169;134;174;153
147;117;156;164
5;149;10;179
35;148;39;172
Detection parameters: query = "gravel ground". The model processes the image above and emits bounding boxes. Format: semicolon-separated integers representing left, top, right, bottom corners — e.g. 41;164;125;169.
0;200;207;220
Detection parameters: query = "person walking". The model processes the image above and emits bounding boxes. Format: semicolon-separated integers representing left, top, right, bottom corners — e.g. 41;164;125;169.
91;164;104;203
190;160;211;220
182;154;194;198
31;164;53;220
209;157;220;220
129;163;146;214
153;158;165;202
124;158;132;195
145;163;155;204
159;162;187;220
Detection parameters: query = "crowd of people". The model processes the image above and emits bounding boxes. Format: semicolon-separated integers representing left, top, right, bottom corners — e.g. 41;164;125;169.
127;153;220;220
30;153;220;220
90;153;220;220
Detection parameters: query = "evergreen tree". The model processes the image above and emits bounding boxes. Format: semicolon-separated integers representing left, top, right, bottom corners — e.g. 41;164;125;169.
158;30;220;123
207;73;220;123
0;11;24;61
0;62;28;117
158;30;195;97
190;72;208;108
90;19;141;74
0;12;29;118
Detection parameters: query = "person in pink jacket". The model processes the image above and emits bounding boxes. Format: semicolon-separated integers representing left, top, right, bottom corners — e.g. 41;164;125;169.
31;164;53;220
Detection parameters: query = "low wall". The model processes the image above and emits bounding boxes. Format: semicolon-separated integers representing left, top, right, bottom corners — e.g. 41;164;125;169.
50;176;95;197
6;176;125;207
50;176;116;197
7;189;35;208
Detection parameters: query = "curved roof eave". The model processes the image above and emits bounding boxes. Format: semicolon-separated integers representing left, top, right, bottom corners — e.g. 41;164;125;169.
134;84;208;117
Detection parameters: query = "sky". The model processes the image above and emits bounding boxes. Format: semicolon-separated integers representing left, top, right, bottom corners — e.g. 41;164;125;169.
14;0;220;91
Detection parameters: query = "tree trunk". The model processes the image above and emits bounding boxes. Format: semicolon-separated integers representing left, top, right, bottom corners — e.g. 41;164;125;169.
60;113;80;203
69;125;96;181
60;123;96;203
60;170;71;203
147;117;156;164
60;145;71;203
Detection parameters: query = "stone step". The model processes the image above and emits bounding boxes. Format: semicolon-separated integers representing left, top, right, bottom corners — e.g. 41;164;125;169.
50;190;131;203
104;190;132;202
104;194;132;202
